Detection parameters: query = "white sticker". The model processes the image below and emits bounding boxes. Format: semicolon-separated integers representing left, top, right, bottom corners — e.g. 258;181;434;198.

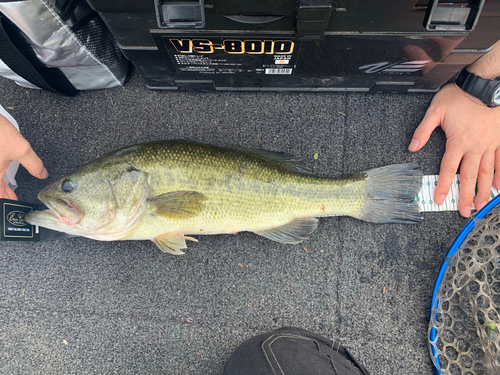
265;68;292;74
416;175;500;212
275;60;289;65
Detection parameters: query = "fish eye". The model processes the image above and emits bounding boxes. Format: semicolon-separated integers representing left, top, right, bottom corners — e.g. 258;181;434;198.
61;179;76;193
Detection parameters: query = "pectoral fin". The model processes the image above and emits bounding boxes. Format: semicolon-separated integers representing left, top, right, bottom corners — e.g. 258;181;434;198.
148;191;207;219
254;218;319;244
152;233;189;255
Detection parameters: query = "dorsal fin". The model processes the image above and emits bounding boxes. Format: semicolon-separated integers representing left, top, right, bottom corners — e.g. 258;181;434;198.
238;148;312;175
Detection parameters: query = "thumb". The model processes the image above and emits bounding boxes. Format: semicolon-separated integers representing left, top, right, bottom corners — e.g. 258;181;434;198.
408;107;441;152
16;144;48;180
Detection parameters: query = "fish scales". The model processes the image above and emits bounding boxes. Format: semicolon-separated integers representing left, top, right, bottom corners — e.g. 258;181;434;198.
115;143;364;238
26;141;422;254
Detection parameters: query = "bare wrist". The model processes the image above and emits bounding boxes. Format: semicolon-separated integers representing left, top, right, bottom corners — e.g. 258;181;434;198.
449;83;492;107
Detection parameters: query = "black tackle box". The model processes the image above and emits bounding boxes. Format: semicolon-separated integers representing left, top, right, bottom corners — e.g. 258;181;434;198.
87;0;500;93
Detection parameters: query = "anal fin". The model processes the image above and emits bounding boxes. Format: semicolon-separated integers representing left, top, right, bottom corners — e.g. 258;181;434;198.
254;218;319;244
152;234;189;255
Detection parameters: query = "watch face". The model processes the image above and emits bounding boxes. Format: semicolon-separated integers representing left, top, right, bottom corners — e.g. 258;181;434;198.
494;86;500;106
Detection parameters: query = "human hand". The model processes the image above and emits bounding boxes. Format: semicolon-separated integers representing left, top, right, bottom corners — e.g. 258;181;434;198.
408;83;500;217
0;114;48;200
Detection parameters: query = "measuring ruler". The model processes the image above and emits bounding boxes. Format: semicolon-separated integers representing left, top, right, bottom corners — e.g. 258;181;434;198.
417;175;500;212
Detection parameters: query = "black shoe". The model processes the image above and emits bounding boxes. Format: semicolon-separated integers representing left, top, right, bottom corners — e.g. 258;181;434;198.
223;327;369;375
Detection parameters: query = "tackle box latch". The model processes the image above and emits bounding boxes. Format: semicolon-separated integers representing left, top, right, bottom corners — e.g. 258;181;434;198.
424;0;485;31
154;0;206;29
296;0;332;41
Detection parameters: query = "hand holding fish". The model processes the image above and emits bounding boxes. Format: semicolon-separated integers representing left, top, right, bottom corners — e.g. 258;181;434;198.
409;40;500;217
0;113;48;200
409;84;500;217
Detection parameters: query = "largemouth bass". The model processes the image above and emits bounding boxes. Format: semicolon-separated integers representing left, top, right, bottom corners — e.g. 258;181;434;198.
26;141;422;254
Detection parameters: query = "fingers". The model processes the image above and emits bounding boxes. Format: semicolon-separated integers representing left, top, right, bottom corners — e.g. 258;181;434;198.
437;146;497;218
14;140;48;179
411;81;500;217
435;144;463;207
0;180;18;200
0;138;47;200
409;105;441;152
474;151;495;212
456;152;481;217
494;148;500;190
0;114;48;182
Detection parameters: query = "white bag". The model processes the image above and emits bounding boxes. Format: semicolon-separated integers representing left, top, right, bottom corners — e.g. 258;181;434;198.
0;0;130;96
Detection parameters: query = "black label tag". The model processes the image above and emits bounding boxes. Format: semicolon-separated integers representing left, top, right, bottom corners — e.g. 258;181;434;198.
1;199;39;241
0;199;75;241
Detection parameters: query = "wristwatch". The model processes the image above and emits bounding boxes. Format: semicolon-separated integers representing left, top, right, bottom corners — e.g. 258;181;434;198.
455;68;500;107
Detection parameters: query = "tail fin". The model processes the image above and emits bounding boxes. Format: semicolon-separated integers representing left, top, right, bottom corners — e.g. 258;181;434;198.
359;163;422;224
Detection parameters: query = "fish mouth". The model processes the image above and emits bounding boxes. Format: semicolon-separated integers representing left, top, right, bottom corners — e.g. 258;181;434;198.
25;209;60;227
38;197;83;227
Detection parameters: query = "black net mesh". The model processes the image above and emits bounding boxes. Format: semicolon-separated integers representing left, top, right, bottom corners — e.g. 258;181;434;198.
429;205;500;374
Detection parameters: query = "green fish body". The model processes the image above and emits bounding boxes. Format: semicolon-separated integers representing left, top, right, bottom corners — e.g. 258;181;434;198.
26;141;422;254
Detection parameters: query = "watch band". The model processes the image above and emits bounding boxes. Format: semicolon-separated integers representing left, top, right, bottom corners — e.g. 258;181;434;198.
455;69;500;107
